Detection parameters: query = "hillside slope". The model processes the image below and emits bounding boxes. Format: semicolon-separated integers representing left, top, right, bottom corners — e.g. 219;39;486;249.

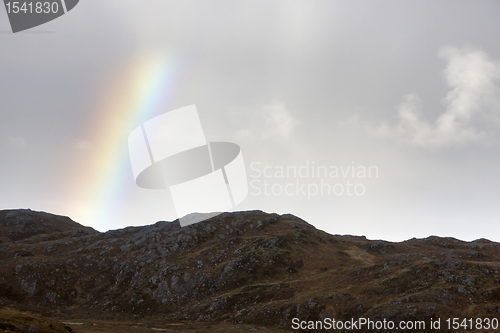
1;209;500;332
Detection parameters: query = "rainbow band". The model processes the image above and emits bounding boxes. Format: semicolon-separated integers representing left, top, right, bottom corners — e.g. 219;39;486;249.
128;105;248;226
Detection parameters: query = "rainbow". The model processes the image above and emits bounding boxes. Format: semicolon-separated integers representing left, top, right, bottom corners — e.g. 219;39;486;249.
64;53;186;231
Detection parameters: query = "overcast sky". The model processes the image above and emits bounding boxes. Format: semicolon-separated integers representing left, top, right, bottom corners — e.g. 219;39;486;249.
1;0;500;241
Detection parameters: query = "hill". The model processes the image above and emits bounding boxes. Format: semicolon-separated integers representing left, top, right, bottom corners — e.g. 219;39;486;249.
0;209;96;242
1;209;500;332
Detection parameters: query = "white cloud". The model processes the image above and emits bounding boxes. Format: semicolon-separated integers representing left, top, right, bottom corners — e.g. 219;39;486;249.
235;101;299;141
377;46;500;148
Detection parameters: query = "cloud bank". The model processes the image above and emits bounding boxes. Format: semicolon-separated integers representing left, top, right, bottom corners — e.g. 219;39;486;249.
378;46;500;148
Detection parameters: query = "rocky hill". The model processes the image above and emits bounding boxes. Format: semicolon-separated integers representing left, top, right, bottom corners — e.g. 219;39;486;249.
1;209;500;332
0;209;95;242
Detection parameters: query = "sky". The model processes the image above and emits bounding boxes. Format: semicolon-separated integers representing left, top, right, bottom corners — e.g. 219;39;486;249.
1;0;500;242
